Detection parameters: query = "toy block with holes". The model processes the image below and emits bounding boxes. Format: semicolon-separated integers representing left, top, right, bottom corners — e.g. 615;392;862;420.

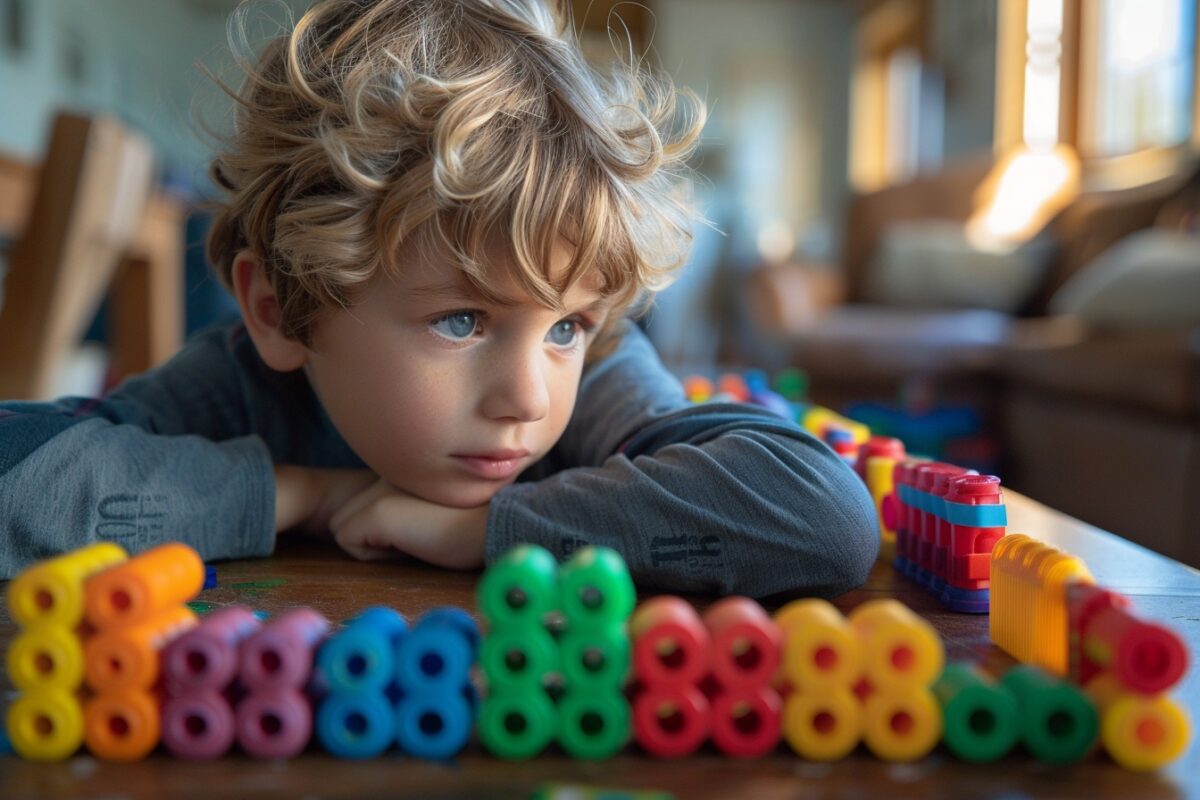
81;543;204;761
989;534;1192;770
161;604;262;759
5;542;129;761
476;544;634;760
774;598;944;763
629;595;784;759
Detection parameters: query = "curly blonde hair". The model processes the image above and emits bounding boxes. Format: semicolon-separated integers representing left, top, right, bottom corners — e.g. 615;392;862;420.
206;0;705;360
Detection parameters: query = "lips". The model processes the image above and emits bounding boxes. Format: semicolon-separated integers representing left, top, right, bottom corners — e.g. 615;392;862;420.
450;449;530;480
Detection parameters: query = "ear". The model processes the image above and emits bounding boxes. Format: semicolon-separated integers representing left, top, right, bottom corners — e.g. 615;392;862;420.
231;250;310;372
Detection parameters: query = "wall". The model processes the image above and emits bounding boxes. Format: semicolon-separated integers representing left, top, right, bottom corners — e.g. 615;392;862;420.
0;0;311;182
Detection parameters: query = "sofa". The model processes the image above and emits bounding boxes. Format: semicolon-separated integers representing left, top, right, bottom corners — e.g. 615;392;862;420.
744;156;1200;568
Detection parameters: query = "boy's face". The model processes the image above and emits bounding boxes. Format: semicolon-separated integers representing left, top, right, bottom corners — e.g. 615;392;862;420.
303;240;609;509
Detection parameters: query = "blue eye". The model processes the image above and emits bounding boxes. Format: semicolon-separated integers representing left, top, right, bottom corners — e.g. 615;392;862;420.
546;320;581;348
430;311;478;341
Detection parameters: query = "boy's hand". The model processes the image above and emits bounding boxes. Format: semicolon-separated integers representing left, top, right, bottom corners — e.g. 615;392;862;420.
328;479;490;569
273;465;377;535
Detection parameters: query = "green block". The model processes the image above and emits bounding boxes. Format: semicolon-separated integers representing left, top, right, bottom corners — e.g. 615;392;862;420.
557;687;631;760
1001;664;1099;764
479;688;558;760
560;624;631;689
559;547;635;628
934;662;1019;763
478;544;559;628
481;624;560;689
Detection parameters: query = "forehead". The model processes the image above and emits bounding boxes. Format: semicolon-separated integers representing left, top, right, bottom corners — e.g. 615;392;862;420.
397;237;604;309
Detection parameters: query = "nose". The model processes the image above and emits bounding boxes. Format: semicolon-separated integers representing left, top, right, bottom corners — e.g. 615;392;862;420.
480;342;550;423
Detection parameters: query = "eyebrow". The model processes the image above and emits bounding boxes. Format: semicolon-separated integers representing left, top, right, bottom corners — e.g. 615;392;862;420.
409;280;609;314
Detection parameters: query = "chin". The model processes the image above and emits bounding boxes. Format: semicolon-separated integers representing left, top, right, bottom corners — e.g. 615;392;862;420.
412;480;506;509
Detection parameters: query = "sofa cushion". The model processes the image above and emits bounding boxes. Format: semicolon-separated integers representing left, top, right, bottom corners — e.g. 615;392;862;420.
1048;228;1200;328
1002;319;1200;417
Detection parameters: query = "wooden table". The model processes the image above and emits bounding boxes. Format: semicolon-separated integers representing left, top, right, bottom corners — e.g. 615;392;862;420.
2;491;1197;799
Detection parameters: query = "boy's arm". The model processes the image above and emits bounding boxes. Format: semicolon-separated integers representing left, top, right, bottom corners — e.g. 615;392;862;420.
0;325;363;579
485;321;880;599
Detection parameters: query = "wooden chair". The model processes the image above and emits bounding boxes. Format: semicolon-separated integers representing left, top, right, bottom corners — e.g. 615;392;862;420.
0;111;162;400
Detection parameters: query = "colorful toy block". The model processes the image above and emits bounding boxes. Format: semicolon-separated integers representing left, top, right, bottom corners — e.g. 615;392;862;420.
933;663;1019;763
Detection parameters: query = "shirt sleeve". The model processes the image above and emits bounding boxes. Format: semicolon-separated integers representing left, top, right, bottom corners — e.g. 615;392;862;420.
0;325;301;578
484;320;880;599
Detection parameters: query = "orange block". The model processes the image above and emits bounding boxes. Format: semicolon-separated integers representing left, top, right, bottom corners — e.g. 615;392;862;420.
84;605;197;691
85;543;204;629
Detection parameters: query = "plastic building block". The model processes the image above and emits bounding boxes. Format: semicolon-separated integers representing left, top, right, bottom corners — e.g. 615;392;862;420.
702;597;782;691
933;663;1019;763
854;435;906;482
630;596;711;687
394;689;474;760
5;688;84;762
781;686;862;761
316;606;407;695
848;600;944;692
861;687;942;762
161;689;237;760
235;686;312;759
83;688;160;762
557;688;631;760
395;617;475;691
940;475;1006;613
1086;673;1191;771
558;547;636;628
8;624;84;692
313;689;394;760
560;625;631;688
7;542;127;628
477;544;559;628
1067;583;1188;695
774;598;862;690
772;367;809;402
478;689;558;760
1001;664;1098;764
239;607;330;691
990;534;1094;676
865;456;900;556
480;625;560;689
708;684;782;758
84;605;197;691
630;682;710;758
163;605;262;693
84;543;204;629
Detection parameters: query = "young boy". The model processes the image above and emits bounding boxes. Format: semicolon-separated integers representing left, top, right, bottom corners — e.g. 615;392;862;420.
0;0;877;598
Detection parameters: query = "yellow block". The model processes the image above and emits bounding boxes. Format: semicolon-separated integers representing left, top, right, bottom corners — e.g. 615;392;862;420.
1087;673;1191;771
989;534;1093;675
849;599;944;691
783;687;862;761
861;687;942;762
7;542;128;628
775;598;862;689
7;624;83;692
6;688;84;762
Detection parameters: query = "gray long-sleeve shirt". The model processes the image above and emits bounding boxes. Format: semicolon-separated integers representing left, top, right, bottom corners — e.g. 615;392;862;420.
0;320;878;597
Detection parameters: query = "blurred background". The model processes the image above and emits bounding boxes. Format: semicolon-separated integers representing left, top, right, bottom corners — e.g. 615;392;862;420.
1;0;1198;567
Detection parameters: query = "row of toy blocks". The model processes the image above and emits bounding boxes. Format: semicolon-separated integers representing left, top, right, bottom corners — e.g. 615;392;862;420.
5;542;204;762
988;534;1191;769
629;596;784;759
162;603;480;761
476;544;635;760
775;598;944;762
888;458;1007;614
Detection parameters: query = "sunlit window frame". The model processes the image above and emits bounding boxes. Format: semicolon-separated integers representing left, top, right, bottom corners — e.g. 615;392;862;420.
996;0;1200;189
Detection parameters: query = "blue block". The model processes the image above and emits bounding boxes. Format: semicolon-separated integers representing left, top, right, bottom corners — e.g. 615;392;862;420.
316;689;395;759
395;689;472;760
395;615;475;690
318;606;408;694
940;585;990;614
416;607;480;658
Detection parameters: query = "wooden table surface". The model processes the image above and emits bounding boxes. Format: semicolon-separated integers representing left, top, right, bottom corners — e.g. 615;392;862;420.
2;491;1198;800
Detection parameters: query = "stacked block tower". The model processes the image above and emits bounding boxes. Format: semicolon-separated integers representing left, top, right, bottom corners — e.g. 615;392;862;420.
477;544;634;759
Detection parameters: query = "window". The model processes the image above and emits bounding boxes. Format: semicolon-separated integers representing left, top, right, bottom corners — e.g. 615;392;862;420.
1082;0;1196;157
